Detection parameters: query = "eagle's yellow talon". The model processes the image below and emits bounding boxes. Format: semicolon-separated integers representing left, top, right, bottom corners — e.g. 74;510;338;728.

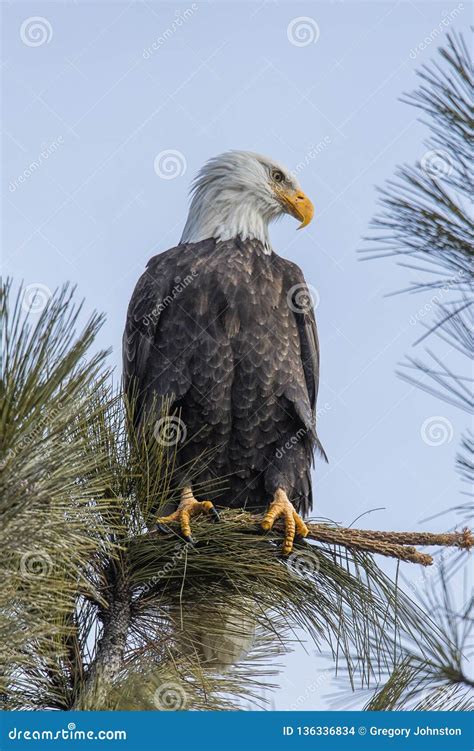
294;512;309;538
261;488;307;556
200;501;214;512
156;487;218;542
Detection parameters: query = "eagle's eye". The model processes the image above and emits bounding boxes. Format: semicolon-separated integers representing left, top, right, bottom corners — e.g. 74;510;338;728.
272;169;285;183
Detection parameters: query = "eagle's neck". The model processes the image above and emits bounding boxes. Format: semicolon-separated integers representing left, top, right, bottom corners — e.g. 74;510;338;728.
180;189;273;253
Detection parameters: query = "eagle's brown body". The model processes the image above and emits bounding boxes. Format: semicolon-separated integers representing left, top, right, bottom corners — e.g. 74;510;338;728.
123;237;324;515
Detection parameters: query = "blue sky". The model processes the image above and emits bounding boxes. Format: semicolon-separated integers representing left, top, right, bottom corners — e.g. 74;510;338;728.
2;0;471;709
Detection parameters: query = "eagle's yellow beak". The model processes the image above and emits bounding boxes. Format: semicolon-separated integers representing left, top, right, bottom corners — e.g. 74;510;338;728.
279;188;314;229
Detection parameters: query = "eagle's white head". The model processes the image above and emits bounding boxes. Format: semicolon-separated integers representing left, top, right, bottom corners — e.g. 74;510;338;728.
180;150;314;253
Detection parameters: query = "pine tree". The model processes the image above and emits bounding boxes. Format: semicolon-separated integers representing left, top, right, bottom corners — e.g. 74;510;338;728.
365;31;473;495
364;31;473;710
2;280;467;710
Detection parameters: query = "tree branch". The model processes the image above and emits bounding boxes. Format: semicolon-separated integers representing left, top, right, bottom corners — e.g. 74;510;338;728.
73;564;130;710
146;509;473;568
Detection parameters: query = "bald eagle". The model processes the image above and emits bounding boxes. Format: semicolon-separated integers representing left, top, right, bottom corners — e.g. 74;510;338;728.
123;151;326;556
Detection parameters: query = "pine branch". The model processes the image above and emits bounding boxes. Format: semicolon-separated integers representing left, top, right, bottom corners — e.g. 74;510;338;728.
364;30;473;492
148;509;473;568
364;565;474;711
305;523;473;565
363;31;474;291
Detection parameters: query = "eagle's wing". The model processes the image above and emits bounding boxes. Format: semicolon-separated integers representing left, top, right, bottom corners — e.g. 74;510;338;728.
283;261;327;461
122;246;192;427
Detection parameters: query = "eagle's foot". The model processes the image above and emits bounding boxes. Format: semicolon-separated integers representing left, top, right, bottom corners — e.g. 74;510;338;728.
261;488;309;556
156;487;219;544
